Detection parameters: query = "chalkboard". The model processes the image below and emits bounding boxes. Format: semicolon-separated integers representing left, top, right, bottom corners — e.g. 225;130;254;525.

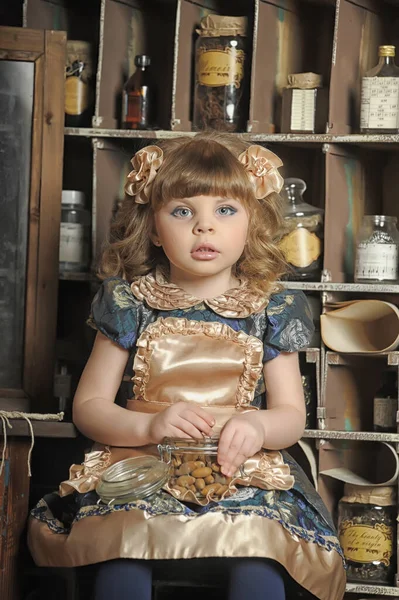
0;61;33;388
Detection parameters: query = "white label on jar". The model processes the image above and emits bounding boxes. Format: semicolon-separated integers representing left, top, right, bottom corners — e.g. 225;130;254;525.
374;396;397;429
361;77;399;129
290;89;316;131
59;223;86;264
355;243;398;280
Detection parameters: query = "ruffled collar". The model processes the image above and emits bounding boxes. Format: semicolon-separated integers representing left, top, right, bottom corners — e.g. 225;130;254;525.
130;269;270;318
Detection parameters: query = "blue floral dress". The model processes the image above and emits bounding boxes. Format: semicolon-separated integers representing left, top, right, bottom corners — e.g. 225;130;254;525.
28;271;346;600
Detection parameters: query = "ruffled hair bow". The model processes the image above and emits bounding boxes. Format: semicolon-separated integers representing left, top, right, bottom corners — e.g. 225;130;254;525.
238;145;283;199
125;145;164;204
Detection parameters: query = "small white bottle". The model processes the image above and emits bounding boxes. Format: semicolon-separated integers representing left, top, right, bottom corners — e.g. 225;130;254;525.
59;190;91;272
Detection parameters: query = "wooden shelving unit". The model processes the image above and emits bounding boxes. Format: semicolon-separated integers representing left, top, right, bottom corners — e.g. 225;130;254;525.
11;0;399;596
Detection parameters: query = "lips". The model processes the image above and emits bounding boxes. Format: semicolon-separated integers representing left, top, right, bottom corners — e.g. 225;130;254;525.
191;243;220;261
191;243;218;253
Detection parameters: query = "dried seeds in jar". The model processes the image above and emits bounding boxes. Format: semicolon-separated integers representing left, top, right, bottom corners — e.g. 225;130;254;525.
338;484;396;585
193;15;248;132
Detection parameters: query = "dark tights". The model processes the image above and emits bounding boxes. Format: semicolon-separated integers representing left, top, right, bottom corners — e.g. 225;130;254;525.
94;558;286;600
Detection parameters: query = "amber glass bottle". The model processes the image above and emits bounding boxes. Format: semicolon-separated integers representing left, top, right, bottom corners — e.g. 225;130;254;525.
121;54;153;130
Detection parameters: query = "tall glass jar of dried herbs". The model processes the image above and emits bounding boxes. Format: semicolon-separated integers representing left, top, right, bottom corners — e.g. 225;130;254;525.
193;15;248;132
338;484;396;585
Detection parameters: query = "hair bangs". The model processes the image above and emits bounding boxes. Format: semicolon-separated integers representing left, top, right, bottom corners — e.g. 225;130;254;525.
151;138;254;208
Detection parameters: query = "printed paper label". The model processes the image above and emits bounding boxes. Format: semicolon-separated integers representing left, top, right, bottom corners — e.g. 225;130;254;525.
290;89;316;131
355;243;398;280
361;77;399;129
197;49;244;88
340;522;393;564
279;228;322;268
59;223;87;264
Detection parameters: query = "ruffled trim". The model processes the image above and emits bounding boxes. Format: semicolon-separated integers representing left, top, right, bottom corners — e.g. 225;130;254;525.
59;447;112;496
131;269;271;318
133;317;263;408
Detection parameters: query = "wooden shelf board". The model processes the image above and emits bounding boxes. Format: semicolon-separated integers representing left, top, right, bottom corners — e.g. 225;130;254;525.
59;271;97;282
64;128;399;146
303;429;399;442
0;420;78;438
281;281;399;293
346;583;399;596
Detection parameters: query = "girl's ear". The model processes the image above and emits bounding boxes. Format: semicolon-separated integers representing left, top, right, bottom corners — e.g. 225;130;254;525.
150;232;162;247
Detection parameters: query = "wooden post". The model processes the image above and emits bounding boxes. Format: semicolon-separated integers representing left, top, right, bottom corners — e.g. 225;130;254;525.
0;438;31;600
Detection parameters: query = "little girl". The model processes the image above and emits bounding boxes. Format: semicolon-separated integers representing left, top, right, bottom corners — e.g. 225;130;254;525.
29;133;345;600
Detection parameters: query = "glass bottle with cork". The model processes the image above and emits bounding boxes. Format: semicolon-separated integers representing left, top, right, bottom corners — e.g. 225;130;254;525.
360;45;399;133
279;178;324;280
373;370;397;433
122;54;154;130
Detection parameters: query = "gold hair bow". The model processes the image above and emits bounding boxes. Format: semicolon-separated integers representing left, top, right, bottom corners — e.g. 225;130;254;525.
125;145;164;204
238;145;283;199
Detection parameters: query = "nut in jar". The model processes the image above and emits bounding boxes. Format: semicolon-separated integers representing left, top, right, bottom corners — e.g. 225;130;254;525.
158;437;236;504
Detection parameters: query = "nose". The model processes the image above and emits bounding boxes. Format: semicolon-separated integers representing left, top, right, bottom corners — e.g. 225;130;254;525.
193;220;214;235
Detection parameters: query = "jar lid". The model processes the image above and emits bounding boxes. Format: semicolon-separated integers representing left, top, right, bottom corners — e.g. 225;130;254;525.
96;456;170;506
198;15;247;37
342;484;397;506
62;190;86;206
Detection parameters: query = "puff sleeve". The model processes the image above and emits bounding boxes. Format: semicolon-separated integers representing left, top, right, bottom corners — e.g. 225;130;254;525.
263;289;315;362
87;277;140;350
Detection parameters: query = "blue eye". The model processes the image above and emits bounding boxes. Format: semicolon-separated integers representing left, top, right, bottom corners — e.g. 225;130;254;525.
171;207;193;218
217;206;237;216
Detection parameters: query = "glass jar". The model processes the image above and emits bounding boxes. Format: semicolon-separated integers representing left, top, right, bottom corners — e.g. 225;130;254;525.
279;178;324;280
354;215;399;283
59;190;91;272
193;15;248;132
65;41;94;127
159;437;233;502
96;437;234;506
373;370;398;433
338;484;396;585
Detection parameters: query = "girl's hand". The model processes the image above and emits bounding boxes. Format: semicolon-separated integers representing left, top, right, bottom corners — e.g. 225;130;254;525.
217;413;264;477
148;401;215;443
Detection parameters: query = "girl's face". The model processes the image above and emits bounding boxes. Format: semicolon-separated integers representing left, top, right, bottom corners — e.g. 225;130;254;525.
153;195;249;285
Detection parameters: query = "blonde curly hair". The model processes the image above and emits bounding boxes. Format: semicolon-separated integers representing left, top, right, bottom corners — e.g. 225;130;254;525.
99;132;287;293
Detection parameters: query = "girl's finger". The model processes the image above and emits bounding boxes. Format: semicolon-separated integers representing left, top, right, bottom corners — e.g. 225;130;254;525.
176;416;205;439
225;452;247;478
189;405;216;428
182;410;214;436
217;423;236;464
220;431;244;475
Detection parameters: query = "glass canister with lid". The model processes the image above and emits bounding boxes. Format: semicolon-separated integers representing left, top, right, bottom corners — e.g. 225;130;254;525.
193;15;248;132
96;437;234;506
354;215;399;283
338;484;396;585
59;190;91;272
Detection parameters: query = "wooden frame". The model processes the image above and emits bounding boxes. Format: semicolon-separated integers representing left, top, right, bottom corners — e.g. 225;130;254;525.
0;27;66;412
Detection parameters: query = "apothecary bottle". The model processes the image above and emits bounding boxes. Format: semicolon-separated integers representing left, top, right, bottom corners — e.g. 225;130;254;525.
193;15;248;132
59;191;91;272
65;41;94;127
354;215;399;282
121;54;154;130
279;178;324;280
338;484;396;585
373;370;397;433
360;45;399;133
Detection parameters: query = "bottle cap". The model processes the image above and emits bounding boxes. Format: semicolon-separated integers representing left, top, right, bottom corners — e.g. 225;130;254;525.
61;190;86;206
135;54;151;68
379;45;395;57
